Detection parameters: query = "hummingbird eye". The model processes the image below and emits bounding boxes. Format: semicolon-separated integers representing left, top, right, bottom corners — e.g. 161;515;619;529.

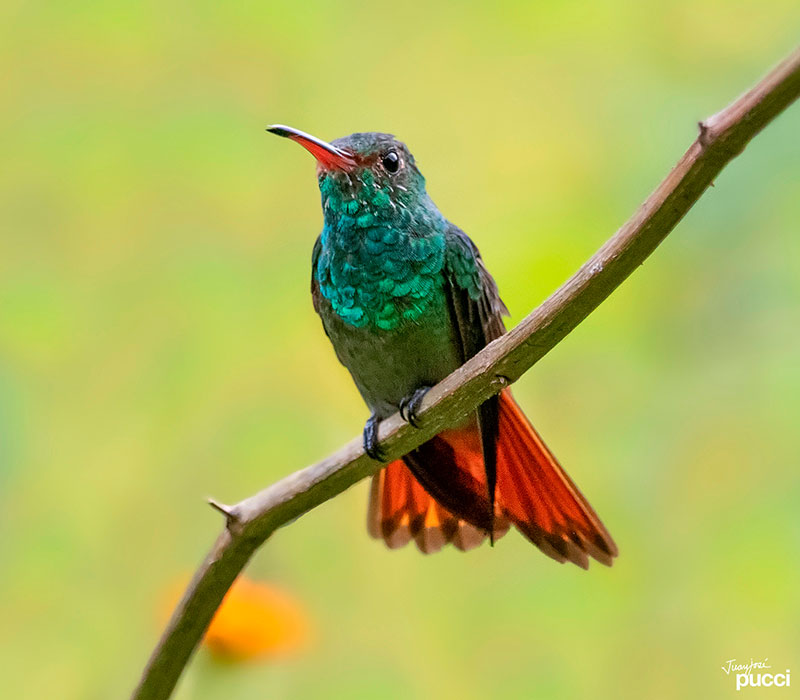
381;150;400;174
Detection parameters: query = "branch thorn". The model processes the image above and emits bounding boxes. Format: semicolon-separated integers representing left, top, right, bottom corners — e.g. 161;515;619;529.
208;498;238;524
698;119;713;147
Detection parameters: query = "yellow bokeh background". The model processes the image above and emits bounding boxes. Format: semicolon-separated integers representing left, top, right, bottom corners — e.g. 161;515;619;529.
1;2;799;698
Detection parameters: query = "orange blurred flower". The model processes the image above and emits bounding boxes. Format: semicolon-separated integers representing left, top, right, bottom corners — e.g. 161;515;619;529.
162;574;312;663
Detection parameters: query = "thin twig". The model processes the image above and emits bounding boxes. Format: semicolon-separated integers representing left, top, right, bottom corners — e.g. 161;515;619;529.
131;47;800;700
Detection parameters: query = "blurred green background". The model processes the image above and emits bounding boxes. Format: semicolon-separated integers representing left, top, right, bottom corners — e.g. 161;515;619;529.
2;1;799;698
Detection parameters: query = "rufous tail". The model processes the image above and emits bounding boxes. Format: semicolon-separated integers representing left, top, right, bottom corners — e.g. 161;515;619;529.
367;389;617;568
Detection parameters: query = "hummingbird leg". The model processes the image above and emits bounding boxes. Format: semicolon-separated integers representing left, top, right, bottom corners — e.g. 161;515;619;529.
363;413;387;461
399;385;432;428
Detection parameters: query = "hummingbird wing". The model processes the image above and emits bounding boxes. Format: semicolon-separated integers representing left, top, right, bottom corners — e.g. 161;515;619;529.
440;224;509;349
310;235;330;338
440;224;509;523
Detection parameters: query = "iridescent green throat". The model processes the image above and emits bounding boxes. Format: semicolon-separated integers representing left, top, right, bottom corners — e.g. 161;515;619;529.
314;167;447;331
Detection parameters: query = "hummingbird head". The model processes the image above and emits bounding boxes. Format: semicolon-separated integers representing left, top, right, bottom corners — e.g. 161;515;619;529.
267;125;434;230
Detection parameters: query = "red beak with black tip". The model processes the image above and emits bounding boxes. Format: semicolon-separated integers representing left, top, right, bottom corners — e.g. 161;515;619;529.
267;124;356;171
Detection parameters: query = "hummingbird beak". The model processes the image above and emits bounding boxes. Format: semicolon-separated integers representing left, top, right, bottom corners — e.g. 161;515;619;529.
266;124;356;171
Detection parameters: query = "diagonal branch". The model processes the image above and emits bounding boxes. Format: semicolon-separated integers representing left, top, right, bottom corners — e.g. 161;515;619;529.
131;46;800;700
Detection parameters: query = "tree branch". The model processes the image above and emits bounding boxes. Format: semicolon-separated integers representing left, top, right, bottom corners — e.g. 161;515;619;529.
131;46;800;700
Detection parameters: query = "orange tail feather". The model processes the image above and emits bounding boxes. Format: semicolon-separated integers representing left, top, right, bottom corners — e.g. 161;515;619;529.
367;459;490;553
495;390;617;568
368;389;617;566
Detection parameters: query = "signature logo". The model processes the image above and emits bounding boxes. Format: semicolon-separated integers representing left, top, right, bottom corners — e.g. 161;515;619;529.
722;658;791;691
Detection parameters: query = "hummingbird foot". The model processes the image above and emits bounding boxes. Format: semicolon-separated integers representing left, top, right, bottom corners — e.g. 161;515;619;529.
363;413;387;461
399;385;432;428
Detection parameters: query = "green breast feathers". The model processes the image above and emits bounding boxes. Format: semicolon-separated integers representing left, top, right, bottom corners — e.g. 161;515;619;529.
314;169;452;331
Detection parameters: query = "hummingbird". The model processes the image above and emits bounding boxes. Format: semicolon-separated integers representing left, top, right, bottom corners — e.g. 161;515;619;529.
268;125;617;568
